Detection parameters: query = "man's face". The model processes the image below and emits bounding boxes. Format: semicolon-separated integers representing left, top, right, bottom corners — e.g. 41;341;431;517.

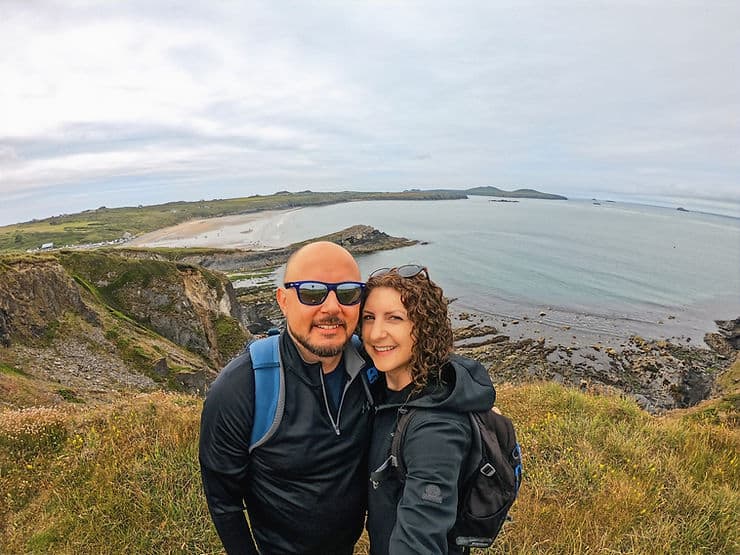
276;246;362;363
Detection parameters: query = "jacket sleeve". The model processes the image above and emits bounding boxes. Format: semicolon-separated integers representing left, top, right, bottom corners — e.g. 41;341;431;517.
199;351;259;554
389;411;471;555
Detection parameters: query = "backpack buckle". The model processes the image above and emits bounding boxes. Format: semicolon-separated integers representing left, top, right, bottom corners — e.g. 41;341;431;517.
480;462;496;477
370;454;398;489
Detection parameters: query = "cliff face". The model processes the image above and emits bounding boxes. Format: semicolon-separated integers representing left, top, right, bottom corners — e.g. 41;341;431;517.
57;251;248;367
0;252;249;401
0;256;99;344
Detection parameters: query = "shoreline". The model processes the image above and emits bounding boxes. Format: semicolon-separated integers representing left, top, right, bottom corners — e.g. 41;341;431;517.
131;208;736;368
126;208;298;249
138;210;736;413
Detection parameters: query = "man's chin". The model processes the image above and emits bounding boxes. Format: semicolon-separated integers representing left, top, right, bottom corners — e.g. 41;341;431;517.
307;336;349;357
290;328;350;359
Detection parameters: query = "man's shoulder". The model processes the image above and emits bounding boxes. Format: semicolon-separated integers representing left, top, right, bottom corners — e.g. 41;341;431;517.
206;350;254;404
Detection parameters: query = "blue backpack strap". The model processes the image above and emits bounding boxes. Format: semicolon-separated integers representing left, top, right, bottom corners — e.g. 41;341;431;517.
248;334;284;451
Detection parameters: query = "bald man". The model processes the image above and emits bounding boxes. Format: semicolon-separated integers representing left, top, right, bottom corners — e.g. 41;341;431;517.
199;242;376;555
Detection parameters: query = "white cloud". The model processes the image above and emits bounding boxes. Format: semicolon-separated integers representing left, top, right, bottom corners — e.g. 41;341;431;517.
0;0;739;225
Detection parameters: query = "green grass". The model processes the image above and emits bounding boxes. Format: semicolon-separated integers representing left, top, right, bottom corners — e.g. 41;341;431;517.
227;268;276;282
55;389;83;404
213;315;248;362
0;394;218;554
481;383;739;555
0;363;28;377
1;382;737;554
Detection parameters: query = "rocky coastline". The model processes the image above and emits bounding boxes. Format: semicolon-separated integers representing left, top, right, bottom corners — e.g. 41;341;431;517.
1;224;736;415
448;315;737;413
231;231;738;414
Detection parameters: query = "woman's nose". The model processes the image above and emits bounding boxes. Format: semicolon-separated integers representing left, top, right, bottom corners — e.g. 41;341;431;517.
368;320;387;341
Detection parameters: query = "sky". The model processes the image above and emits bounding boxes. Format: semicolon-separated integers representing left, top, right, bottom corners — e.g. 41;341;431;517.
1;0;739;226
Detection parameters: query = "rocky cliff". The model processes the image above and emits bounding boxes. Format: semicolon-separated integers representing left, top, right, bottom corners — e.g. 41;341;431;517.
57;251;248;367
0;251;249;403
0;255;99;344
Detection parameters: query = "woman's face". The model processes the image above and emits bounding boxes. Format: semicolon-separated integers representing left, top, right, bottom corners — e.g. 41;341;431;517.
361;286;414;391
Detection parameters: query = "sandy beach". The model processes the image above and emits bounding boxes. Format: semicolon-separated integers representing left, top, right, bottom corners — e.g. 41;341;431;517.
127;209;298;250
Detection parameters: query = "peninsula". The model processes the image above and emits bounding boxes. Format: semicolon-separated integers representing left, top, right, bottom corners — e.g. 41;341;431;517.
0;187;565;253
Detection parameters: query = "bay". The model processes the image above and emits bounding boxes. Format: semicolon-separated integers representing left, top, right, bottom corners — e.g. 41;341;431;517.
243;196;740;342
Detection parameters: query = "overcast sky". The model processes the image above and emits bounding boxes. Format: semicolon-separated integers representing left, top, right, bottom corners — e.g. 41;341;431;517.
1;1;738;225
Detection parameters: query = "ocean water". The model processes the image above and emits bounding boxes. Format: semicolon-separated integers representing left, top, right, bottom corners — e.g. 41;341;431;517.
248;196;740;341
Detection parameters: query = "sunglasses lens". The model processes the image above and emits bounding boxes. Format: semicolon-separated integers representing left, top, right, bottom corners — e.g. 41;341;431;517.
369;265;428;280
336;283;363;305
296;282;329;305
396;264;425;278
369;267;391;278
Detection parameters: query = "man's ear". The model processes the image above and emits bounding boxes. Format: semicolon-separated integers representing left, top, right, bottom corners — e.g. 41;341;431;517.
276;287;288;316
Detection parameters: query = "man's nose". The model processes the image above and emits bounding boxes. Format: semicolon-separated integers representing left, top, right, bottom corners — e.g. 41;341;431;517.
319;290;341;312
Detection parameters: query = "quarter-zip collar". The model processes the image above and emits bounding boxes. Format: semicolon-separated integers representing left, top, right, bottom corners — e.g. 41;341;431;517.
280;331;370;435
280;330;367;386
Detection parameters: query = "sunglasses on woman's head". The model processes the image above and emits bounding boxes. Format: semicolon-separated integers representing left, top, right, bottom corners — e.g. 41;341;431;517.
284;280;365;306
369;264;429;280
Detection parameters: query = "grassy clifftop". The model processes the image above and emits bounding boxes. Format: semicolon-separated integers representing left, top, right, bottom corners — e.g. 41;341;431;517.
1;372;737;554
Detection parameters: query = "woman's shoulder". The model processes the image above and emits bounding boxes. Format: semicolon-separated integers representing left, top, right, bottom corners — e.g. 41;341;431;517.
405;406;471;434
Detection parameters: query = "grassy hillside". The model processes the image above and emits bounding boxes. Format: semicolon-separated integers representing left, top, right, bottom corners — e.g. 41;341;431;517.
0;186;569;253
0;190;465;253
464;186;568;200
1;373;737;554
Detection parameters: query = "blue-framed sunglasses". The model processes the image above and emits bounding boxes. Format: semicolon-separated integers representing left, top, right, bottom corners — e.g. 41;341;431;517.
284;280;366;306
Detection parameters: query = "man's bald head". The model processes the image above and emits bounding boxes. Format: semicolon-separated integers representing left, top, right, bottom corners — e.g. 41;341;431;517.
277;241;362;368
284;241;361;283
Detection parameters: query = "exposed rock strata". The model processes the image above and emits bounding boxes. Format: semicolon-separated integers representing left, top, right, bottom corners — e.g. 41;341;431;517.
0;252;245;399
712;317;740;349
452;324;734;413
0;256;99;343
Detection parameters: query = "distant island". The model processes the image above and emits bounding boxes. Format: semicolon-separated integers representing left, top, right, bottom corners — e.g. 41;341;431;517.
0;187;566;253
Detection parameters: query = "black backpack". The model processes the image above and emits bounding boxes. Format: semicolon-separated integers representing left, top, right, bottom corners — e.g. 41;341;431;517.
384;406;522;549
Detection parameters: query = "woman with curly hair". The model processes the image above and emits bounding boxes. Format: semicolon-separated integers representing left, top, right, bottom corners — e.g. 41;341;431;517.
361;265;495;555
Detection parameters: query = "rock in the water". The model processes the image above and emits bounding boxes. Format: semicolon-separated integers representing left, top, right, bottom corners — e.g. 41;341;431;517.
715;318;740;349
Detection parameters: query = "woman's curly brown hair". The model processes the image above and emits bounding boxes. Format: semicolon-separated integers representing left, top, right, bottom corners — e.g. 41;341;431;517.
361;270;453;391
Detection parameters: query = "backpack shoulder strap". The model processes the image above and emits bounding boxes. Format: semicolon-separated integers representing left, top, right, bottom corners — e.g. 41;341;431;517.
389;407;417;478
248;334;285;451
392;409;481;483
464;412;484;478
370;406;417;488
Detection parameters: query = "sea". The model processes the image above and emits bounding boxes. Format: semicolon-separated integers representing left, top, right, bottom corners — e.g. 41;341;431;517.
221;196;740;343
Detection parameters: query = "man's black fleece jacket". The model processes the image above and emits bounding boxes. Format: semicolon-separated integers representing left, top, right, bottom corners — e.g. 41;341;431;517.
199;332;375;554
